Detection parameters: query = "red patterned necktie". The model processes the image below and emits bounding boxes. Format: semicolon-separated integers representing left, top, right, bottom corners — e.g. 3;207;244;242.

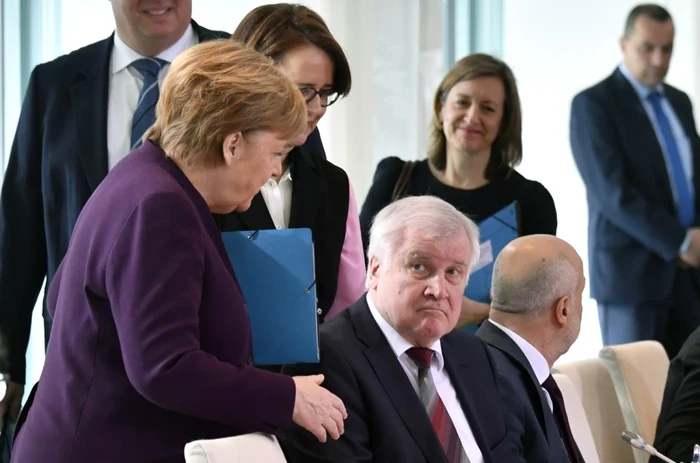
406;347;469;463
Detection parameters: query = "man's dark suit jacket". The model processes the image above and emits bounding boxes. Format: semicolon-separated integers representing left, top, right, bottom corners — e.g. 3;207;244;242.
281;296;524;463
570;68;700;306
0;22;327;385
651;326;700;462
477;320;573;463
11;142;297;462
218;146;347;323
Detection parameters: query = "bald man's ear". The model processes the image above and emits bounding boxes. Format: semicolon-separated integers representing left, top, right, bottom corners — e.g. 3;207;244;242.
554;295;570;327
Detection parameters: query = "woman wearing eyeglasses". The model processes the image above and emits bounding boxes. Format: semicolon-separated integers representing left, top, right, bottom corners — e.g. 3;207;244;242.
218;4;365;330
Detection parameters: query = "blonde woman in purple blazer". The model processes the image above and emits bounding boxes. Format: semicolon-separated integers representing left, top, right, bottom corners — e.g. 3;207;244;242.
12;40;346;463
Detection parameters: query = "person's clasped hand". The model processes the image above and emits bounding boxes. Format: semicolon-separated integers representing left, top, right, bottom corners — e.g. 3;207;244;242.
291;374;348;442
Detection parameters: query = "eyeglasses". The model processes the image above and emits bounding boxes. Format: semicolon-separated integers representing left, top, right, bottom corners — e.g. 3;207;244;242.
298;86;340;107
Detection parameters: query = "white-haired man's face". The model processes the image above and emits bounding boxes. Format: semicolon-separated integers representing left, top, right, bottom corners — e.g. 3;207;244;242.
368;227;473;347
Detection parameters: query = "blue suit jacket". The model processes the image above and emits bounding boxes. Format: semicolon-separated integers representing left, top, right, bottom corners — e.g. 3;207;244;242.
477;320;572;463
570;69;700;304
281;297;524;463
11;142;297;462
0;22;326;384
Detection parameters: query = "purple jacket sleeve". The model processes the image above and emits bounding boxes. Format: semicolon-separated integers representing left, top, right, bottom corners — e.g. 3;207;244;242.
105;192;296;434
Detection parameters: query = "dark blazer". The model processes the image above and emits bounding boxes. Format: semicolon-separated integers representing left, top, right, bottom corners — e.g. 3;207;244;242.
477;320;572;463
281;297;524;463
570;68;700;304
218;146;349;322
11;142;296;462
651;326;700;462
0;22;228;384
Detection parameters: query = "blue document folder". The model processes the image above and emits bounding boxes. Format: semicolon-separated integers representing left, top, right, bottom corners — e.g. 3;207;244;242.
466;201;520;302
463;202;520;334
221;228;319;366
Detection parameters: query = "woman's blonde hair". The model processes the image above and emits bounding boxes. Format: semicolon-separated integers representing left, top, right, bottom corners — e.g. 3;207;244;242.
427;53;522;180
146;40;307;166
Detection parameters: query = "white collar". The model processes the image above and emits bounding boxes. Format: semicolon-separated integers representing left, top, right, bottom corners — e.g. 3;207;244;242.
111;23;197;75
264;167;292;186
366;293;444;371
489;319;551;385
618;62;664;99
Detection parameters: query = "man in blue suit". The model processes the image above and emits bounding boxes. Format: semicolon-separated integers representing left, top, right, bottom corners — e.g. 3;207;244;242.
570;3;700;358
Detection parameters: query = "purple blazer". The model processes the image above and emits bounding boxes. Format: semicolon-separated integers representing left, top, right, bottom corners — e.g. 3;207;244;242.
11;142;296;462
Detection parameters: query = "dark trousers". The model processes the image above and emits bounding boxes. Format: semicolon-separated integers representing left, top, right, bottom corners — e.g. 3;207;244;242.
598;268;700;359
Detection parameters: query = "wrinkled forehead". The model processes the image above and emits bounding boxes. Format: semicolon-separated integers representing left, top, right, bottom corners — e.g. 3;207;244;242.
397;232;472;266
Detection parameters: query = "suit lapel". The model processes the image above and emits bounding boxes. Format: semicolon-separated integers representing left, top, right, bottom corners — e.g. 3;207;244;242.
70;36;112;192
288;148;323;229
477;321;562;447
441;335;497;463
611;70;675;208
349;300;446;462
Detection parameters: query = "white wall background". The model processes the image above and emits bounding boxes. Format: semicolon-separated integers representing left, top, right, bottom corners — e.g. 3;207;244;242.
503;0;700;363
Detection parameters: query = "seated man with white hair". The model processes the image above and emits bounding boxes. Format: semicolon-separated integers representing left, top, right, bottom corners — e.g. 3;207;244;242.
476;235;586;463
282;196;523;463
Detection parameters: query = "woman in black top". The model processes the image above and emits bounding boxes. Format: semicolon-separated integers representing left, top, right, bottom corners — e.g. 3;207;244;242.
360;53;557;327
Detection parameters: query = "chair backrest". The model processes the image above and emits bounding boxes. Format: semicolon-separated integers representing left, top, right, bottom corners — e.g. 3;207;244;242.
554;357;635;463
184;433;287;463
553;373;600;463
599;341;669;449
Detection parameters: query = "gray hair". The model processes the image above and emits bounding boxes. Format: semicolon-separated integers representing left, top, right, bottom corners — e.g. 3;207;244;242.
367;196;480;273
491;252;578;317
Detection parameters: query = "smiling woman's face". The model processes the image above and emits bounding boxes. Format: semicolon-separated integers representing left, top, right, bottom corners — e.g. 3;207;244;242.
440;76;505;158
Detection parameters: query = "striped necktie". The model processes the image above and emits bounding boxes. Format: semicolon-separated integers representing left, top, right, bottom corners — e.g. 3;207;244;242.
406;347;470;463
130;57;167;151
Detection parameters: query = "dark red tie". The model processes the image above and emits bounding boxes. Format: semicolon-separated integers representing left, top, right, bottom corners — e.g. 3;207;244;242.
406;347;469;463
542;374;584;463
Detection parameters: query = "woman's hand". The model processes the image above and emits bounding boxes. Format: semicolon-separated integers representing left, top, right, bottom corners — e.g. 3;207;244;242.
456;297;490;329
292;374;348;442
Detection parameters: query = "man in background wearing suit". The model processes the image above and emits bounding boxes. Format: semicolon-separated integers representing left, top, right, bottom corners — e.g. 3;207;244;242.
0;0;231;450
570;4;700;358
477;235;586;463
282;196;522;463
651;325;700;462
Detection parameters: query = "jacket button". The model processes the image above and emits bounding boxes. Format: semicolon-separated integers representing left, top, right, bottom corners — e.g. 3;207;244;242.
247;356;253;365
317;308;322;315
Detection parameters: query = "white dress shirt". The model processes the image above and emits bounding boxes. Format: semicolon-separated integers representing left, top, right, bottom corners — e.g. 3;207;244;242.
488;319;553;410
107;25;197;170
367;294;484;463
260;167;293;229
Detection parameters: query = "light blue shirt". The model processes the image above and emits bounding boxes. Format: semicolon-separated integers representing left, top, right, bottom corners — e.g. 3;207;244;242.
619;63;694;251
